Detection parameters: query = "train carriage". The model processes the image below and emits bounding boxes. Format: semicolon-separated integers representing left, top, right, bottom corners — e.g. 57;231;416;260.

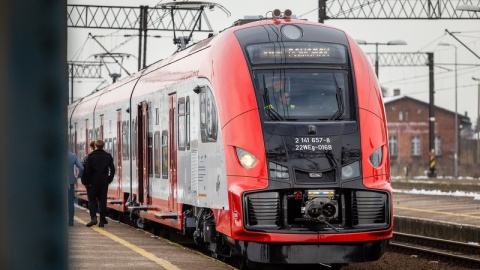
69;12;392;267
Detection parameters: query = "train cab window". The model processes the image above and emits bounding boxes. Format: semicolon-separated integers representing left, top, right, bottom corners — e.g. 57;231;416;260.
161;131;168;179
154;131;161;178
254;70;351;121
178;98;186;151
199;86;218;142
186;97;190;150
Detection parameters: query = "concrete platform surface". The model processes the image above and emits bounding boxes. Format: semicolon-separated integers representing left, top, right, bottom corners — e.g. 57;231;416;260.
68;207;233;270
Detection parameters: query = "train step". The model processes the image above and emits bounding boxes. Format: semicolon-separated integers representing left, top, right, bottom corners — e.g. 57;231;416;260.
154;213;178;220
127;205;157;211
76;192;88;196
107;200;123;205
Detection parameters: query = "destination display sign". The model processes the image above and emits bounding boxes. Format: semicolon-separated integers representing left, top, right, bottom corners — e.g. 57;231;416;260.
294;137;333;151
245;42;347;65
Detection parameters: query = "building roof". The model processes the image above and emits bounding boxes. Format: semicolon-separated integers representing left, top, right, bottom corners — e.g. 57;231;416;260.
383;95;471;125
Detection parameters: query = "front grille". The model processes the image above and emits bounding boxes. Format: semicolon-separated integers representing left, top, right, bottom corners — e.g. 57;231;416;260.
295;169;335;184
351;191;387;226
245;192;281;229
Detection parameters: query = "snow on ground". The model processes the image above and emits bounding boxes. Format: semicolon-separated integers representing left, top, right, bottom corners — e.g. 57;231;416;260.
393;188;480;200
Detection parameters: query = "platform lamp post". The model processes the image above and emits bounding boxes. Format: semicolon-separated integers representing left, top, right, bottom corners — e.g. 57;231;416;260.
355;39;407;78
439;42;458;178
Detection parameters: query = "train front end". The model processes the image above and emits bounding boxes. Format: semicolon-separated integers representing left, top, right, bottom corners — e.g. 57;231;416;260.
217;18;392;265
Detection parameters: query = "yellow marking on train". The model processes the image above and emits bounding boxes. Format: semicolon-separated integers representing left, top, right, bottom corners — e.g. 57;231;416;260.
395;206;480;219
74;216;181;270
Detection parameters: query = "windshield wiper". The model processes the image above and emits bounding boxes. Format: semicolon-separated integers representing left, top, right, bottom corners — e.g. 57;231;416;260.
329;73;344;120
262;75;285;121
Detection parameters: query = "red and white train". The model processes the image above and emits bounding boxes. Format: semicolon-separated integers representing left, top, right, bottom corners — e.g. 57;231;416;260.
69;11;392;267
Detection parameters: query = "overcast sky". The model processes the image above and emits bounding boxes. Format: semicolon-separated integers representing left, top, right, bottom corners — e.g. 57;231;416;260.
68;0;480;125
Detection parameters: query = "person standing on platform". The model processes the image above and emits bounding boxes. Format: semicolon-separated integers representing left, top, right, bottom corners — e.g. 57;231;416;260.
83;139;115;227
67;151;83;226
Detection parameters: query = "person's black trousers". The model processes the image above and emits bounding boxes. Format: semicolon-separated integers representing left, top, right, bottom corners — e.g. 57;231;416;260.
87;185;109;220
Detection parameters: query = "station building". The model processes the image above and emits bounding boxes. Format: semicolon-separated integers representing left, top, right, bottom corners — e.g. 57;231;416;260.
383;91;477;177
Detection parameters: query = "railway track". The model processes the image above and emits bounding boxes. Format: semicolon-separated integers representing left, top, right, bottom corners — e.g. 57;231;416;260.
390;232;480;268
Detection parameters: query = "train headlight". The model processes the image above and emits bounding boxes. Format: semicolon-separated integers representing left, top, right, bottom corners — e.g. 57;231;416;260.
341;161;360;180
369;146;383;168
236;147;258;169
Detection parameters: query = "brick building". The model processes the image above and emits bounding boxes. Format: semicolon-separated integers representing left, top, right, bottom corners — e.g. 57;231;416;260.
383;95;472;177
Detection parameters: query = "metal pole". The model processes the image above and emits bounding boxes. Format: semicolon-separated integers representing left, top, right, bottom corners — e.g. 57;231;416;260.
475;77;480;164
319;0;327;23
454;46;458;178
427;52;436;178
142;6;148;68
70;63;74;104
138;5;144;71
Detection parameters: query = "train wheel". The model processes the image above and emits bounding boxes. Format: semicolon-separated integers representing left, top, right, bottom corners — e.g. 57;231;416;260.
232;257;256;270
136;217;147;229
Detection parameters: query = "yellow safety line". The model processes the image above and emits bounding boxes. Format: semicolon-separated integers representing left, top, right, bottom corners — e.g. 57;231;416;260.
395;206;480;220
74;216;182;270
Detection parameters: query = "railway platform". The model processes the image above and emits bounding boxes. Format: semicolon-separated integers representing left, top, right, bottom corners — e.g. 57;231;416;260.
392;178;480;243
68;206;233;270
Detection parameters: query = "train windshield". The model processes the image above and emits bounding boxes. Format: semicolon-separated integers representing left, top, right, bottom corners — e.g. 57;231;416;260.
253;69;350;121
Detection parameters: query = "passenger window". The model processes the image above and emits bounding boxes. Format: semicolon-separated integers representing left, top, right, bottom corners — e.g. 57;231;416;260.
154;131;161;178
199;86;218;142
162;131;168;179
186;97;190;150
148;132;153;177
178;98;186;151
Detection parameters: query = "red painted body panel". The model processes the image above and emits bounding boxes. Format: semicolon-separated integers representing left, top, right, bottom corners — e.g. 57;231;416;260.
347;35;391;184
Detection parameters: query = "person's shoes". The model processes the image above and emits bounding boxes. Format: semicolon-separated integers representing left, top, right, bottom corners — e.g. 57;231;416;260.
68;221;74;227
101;218;108;225
98;222;104;228
86;219;97;227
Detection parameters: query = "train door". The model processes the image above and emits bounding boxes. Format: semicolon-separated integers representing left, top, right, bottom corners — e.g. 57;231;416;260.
116;110;122;198
168;94;177;212
137;102;148;204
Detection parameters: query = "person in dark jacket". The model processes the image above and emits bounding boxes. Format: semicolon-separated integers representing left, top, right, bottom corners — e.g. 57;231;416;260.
83;139;115;227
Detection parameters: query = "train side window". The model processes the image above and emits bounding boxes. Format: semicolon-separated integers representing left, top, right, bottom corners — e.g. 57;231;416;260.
121;121;127;160
155;108;159;125
186;96;190;150
200;87;218;143
132;119;136;160
154;131;161;178
162;130;168;179
112;137;117;168
178;98;186;151
148;132;153;177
